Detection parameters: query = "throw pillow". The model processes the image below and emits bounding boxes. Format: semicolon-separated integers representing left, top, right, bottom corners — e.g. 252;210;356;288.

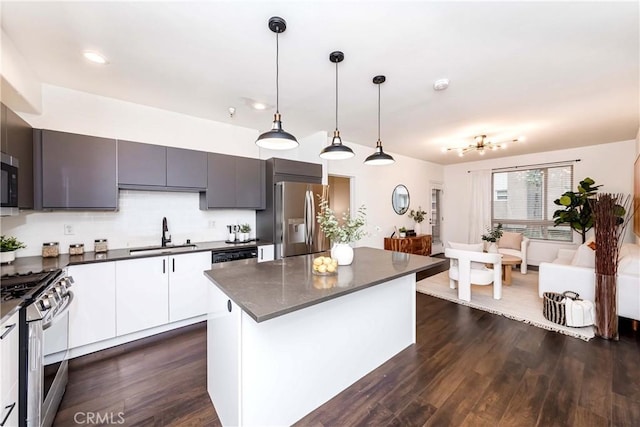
571;243;596;268
498;232;523;250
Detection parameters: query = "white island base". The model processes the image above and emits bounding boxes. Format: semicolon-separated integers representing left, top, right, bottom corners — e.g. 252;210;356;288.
206;274;416;426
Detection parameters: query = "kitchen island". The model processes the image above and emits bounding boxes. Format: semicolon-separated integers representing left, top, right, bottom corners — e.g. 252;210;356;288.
204;247;445;426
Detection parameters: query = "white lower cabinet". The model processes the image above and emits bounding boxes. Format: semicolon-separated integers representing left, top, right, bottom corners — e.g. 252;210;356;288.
115;257;169;336
68;263;117;348
1;312;19;427
257;244;274;262
169;251;212;322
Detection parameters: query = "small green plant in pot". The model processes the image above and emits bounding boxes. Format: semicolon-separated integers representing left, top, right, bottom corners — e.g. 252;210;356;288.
481;223;503;252
0;235;26;264
239;224;251;241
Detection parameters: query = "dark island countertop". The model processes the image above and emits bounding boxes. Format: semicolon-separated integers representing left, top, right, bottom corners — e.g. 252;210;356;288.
204;246;446;323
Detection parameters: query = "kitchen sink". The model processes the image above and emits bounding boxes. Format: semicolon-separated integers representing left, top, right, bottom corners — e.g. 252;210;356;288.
128;244;198;256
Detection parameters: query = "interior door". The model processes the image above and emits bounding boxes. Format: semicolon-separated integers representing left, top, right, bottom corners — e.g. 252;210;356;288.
429;183;444;254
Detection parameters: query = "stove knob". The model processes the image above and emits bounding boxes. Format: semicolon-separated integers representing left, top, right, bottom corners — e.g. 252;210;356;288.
39;297;51;311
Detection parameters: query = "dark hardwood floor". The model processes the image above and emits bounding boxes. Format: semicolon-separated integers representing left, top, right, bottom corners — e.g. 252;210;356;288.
53;296;640;427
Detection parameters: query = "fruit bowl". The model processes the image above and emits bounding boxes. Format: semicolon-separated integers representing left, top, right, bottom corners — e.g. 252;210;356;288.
312;255;338;276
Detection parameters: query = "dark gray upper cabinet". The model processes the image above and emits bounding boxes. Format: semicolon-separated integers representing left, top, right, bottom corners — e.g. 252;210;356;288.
270;157;322;184
118;140;166;187
35;129;117;210
166;147;207;189
1;104;34;209
200;153;265;210
117;140;206;191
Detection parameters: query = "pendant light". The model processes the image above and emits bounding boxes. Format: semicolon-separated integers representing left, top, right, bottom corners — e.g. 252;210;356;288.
319;51;354;160
255;17;298;150
364;75;395;165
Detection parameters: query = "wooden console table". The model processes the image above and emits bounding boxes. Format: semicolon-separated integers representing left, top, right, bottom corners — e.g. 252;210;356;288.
384;235;432;256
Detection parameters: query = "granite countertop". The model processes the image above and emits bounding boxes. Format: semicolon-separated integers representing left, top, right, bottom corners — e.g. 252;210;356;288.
0;239;271;323
0;239;268;276
204;246;446;323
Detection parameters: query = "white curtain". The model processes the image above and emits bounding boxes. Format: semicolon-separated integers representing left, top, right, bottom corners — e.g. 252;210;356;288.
468;170;492;244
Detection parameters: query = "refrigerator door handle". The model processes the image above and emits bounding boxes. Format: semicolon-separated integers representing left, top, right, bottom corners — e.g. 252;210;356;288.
304;190;311;247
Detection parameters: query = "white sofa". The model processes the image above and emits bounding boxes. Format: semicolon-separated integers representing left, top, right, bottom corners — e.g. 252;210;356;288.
538;242;640;321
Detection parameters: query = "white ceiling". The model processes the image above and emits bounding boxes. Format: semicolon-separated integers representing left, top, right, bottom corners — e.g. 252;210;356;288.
2;1;638;165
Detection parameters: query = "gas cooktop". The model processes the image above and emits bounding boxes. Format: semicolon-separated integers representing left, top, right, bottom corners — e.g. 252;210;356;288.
0;270;62;302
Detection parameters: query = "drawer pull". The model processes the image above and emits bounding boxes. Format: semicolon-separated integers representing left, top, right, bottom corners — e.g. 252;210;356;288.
227;300;232;313
0;323;16;340
0;402;16;427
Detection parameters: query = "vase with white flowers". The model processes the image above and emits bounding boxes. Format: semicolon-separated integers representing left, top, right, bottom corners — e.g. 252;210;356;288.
408;206;427;235
316;197;367;265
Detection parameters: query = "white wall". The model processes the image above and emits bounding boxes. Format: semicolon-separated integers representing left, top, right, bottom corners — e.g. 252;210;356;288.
443;139;637;265
3;84;442;255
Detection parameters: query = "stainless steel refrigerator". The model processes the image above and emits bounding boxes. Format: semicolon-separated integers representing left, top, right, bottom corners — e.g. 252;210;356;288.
274;181;329;258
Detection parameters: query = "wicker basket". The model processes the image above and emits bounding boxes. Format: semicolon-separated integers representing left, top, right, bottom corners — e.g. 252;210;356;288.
542;291;580;326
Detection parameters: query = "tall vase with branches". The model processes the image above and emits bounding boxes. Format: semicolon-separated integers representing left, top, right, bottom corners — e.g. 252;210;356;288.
591;193;632;340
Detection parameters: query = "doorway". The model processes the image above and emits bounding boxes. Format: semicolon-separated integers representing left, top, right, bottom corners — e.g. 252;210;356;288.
328;175;352;223
429;182;444;254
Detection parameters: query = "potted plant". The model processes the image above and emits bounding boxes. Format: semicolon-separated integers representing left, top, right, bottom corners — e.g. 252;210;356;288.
239;223;251;242
408;206;427;235
398;227;407;238
481;223;503;252
1;235;26;264
316;197;367;265
552;177;601;243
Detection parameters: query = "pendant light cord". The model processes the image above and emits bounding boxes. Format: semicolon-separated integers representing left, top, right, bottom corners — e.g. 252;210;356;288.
335;61;339;131
275;32;280;114
377;82;381;143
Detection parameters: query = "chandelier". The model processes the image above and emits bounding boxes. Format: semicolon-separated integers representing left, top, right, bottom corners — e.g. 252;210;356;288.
443;135;525;157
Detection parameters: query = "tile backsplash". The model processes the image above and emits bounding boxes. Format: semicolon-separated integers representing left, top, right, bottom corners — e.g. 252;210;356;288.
0;190;256;257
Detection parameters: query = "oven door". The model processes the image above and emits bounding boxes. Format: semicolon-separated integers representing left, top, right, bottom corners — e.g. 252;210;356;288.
41;291;73;427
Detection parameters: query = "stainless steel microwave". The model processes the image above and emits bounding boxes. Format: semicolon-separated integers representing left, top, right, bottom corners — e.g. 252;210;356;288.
1;152;19;216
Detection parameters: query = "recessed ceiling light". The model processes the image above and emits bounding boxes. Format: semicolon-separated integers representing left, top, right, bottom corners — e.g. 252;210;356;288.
433;78;450;91
83;51;108;64
252;102;267;110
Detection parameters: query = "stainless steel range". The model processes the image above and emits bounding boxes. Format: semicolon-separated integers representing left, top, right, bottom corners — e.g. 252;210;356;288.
0;269;74;427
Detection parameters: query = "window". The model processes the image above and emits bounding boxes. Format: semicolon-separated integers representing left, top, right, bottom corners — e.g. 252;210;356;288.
492;165;573;241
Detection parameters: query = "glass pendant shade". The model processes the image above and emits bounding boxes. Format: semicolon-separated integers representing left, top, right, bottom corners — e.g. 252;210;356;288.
256;17;298;150
320;130;355;160
256;113;299;150
364;140;395;165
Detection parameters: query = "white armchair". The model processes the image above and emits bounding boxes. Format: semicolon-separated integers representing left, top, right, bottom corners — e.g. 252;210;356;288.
497;232;530;274
445;244;503;302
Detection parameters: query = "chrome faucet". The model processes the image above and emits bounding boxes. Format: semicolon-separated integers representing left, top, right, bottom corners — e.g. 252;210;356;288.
162;217;171;247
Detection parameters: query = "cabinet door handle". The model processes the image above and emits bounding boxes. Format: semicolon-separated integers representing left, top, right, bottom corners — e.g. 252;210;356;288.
0;323;16;340
0;402;16;427
163;259;166;274
260;248;264;260
227;300;232;313
172;258;175;273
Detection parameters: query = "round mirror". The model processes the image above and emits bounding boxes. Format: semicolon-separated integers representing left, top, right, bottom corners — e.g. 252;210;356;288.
392;184;410;215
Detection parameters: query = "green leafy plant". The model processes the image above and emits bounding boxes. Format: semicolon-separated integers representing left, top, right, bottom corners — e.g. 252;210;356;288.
399;226;407;232
316;197;367;244
0;235;26;252
408;206;427;224
481;223;503;243
552;177;601;243
239;223;251;233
